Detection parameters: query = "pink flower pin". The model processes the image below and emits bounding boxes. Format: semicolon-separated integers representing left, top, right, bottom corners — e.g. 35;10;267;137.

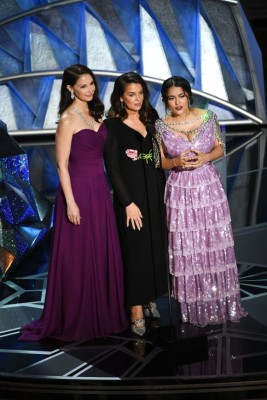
126;149;138;161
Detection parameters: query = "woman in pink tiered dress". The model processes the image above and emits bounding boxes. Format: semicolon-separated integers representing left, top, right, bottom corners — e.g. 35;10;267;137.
155;76;247;327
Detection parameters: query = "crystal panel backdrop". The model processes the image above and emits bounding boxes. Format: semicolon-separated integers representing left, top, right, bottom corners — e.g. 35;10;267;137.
0;120;53;279
0;0;265;132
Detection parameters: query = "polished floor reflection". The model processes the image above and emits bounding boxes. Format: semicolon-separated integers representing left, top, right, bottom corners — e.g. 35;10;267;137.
0;240;267;400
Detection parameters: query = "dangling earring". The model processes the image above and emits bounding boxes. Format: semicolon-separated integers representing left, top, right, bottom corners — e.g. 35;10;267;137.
71;92;75;100
120;100;124;110
166;107;171;116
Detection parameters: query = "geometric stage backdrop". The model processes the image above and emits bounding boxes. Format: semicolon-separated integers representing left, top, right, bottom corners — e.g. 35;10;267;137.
0;120;53;279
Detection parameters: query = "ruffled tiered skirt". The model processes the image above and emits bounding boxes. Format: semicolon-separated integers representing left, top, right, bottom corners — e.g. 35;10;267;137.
165;163;247;326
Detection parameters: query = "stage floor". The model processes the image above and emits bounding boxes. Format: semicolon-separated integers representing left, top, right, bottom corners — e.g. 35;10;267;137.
0;269;267;399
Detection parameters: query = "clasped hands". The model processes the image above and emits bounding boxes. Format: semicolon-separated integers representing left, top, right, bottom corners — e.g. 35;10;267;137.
173;149;209;169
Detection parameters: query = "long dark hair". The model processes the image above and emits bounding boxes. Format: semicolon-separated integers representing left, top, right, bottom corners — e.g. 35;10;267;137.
106;72;157;125
58;64;104;121
161;76;193;111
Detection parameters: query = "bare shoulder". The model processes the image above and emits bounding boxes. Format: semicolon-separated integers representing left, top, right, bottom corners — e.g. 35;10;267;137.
58;108;76;125
190;107;206;117
56;109;76;136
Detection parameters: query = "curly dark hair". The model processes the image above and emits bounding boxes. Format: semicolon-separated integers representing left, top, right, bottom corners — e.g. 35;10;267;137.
106;72;158;125
161;76;193;111
58;64;104;121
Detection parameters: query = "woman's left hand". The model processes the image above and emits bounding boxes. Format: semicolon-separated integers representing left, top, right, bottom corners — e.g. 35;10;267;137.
126;202;143;230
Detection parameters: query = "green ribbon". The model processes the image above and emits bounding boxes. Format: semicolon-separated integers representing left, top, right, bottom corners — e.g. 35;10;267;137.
138;149;153;164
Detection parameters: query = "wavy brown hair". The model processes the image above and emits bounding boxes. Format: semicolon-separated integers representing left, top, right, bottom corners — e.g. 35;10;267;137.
58;64;104;121
106;72;158;125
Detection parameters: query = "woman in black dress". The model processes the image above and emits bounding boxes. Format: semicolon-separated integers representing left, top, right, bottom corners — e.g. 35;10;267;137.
104;72;168;336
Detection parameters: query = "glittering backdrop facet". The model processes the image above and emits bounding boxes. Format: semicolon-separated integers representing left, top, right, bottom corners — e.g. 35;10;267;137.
0;122;53;277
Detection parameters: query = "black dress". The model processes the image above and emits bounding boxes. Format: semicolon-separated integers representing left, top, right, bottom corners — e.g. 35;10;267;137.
104;118;168;306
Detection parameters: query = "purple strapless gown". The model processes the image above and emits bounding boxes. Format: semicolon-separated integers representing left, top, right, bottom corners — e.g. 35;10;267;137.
19;125;128;342
155;112;247;327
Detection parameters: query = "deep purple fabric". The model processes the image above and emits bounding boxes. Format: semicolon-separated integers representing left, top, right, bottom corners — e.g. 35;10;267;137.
155;114;247;326
18;125;128;342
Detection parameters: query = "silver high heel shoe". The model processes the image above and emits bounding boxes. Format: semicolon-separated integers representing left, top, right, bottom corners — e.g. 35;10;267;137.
143;302;160;318
131;318;146;337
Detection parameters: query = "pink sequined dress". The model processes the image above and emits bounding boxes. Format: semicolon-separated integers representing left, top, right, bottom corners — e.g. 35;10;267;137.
155;111;247;327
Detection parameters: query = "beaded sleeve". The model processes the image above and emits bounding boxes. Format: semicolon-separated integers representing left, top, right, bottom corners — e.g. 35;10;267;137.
152;128;161;168
211;111;226;155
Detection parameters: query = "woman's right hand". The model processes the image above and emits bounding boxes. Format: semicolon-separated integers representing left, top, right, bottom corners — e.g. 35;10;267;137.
126;202;143;230
173;150;197;169
67;202;81;225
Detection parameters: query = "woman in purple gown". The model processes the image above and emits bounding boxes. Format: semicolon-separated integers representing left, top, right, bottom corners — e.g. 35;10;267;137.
18;64;128;342
155;76;247;327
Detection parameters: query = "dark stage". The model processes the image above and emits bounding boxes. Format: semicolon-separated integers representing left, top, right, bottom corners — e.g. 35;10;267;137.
0;1;267;398
0;240;267;400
